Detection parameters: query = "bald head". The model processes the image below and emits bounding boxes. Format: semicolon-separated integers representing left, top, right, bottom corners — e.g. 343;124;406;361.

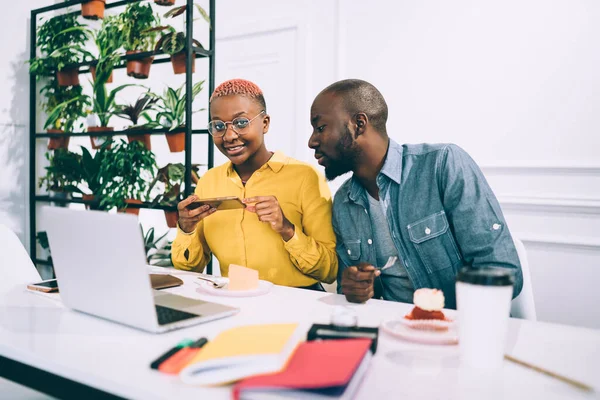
319;79;388;135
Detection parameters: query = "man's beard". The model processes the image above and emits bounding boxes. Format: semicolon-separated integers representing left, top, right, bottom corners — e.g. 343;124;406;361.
324;127;361;181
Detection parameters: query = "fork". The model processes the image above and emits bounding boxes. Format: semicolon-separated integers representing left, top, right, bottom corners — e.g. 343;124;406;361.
378;256;398;272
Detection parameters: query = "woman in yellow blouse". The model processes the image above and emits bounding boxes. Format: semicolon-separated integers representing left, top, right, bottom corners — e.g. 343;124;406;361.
172;79;337;290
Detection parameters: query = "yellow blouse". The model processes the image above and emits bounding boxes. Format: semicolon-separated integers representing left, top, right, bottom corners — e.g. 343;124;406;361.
171;151;338;287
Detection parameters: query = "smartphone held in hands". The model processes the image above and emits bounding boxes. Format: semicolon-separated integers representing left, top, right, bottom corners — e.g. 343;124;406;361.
187;196;246;211
27;279;59;293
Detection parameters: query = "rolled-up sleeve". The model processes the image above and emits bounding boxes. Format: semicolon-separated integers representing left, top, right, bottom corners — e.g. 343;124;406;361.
438;144;523;298
283;168;338;284
171;187;211;272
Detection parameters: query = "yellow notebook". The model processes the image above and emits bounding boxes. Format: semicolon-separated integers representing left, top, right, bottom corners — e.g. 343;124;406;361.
180;323;300;386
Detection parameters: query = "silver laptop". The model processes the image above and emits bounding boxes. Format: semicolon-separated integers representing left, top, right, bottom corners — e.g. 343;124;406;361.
44;207;239;333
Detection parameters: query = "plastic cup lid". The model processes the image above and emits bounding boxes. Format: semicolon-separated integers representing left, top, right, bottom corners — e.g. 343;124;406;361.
456;267;515;286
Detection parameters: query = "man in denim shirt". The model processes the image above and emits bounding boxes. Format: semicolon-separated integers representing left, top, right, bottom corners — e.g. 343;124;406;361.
308;79;523;308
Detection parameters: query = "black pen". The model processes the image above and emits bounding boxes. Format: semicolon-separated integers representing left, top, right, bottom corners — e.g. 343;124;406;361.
150;338;195;370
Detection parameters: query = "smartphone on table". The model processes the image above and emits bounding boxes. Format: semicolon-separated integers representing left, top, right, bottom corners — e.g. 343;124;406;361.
187;196;246;211
27;279;59;293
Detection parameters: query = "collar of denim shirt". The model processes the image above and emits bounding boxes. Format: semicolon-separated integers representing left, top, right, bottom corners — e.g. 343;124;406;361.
347;139;404;205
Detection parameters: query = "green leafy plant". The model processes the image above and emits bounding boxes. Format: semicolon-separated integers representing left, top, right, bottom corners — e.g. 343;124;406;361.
148;81;205;130
120;2;161;52
80;146;106;197
55;15;124;86
91;83;138;127
114;93;158;128
152;4;210;56
98;140;157;210
42;82;90;132
29;13;91;77
38;149;83;194
147;163;201;207
142;225;173;266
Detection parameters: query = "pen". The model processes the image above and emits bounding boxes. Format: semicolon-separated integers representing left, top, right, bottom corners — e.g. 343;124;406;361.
150;339;195;370
158;338;209;374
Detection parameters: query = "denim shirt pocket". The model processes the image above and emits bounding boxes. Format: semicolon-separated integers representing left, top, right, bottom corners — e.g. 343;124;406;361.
407;211;462;274
343;240;362;261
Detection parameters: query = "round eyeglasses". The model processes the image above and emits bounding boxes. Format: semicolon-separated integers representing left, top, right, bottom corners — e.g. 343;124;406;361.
208;111;266;138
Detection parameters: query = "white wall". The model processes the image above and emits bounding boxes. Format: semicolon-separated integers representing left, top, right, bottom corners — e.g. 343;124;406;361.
215;0;600;329
1;1;598;329
0;0;32;247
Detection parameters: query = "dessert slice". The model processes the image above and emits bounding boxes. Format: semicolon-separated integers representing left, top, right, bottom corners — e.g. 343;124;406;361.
403;288;451;331
406;288;446;321
228;264;259;291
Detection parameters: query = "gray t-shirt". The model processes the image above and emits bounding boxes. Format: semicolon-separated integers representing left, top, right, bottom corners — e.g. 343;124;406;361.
367;192;414;303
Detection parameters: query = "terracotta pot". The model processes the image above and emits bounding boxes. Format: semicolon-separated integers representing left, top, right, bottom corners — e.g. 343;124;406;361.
164;210;178;228
119;199;143;215
56;68;80;87
171;52;195;75
155;0;176;6
126;132;152;150
87;126;113;149
165;131;185;153
90;65;113;83
47;129;70;150
126;51;154;79
81;0;105;20
82;194;96;210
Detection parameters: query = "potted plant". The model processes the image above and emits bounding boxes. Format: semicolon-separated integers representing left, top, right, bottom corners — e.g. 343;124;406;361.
42;82;90;150
39;149;83;206
81;0;106;20
155;0;176;6
98;140;157;215
148;80;205;152
29;13;92;87
79;146;107;210
57;15;123;85
153;4;210;74
87;82;137;149
114;93;158;150
147;163;201;227
142;225;173;267
120;3;160;79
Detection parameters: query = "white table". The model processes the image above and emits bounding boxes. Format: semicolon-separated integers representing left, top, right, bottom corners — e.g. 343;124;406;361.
0;269;598;400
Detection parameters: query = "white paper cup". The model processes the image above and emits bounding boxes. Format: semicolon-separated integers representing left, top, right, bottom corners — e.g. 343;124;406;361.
456;267;515;369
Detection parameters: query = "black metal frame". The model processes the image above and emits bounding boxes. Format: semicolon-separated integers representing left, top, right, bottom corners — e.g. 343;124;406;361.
29;0;216;274
18;0;217;397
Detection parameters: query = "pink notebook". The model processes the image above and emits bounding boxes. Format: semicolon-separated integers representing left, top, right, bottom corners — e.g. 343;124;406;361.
233;339;372;400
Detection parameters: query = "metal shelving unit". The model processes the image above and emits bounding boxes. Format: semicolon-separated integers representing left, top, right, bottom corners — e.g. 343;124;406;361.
29;0;216;273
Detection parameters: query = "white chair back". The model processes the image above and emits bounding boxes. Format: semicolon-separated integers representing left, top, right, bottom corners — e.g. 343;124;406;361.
510;237;537;321
0;224;40;293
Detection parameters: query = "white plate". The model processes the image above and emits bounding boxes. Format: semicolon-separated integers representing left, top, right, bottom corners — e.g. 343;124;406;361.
381;319;459;345
194;278;273;297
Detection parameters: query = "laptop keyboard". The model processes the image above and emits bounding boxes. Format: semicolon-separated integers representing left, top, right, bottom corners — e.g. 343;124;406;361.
155;305;199;326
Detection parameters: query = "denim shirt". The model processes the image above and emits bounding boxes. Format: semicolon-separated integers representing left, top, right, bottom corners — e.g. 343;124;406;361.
332;140;523;309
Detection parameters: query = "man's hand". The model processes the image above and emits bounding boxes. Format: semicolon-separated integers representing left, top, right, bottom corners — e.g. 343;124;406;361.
341;263;381;303
177;195;217;233
243;196;295;241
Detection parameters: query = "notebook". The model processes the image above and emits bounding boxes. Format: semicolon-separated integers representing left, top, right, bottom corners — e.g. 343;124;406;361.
232;339;373;400
179;323;300;385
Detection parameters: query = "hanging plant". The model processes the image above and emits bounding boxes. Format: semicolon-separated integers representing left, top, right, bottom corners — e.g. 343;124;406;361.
98;140;157;214
120;2;161;79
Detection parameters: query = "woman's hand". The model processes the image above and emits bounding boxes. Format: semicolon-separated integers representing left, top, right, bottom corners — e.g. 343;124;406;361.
177;195;217;233
243;196;295;241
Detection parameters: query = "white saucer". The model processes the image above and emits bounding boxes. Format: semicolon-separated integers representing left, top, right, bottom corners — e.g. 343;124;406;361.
194;278;273;297
381;319;459;345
